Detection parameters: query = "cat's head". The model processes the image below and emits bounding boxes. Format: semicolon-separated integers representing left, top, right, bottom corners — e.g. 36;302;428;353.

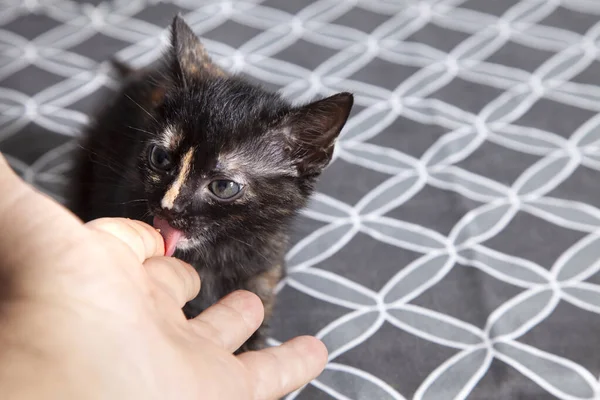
135;16;353;256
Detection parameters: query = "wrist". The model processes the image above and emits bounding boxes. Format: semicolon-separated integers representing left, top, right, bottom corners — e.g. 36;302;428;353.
0;303;124;400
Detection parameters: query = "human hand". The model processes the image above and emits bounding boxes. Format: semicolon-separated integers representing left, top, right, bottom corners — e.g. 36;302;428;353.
0;153;327;400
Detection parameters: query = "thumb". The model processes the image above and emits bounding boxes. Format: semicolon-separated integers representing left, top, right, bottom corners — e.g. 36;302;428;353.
0;152;85;270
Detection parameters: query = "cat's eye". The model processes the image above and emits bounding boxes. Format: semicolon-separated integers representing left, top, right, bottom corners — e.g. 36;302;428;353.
209;180;243;200
148;145;173;171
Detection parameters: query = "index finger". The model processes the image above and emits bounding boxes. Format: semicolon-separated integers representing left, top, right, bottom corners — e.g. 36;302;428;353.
86;218;164;262
237;336;328;400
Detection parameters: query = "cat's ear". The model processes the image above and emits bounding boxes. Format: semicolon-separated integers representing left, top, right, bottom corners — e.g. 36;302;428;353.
169;15;225;85
283;92;353;176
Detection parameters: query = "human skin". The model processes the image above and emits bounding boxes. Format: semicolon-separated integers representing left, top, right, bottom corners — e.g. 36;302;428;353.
0;153;327;400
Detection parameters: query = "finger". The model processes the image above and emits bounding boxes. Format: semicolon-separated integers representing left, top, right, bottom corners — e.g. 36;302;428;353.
0;153;76;227
237;336;328;400
0;153;23;185
189;290;264;352
144;256;200;307
86;218;164;262
0;153;86;267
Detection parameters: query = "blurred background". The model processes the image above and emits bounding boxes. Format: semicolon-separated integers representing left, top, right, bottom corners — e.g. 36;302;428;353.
2;0;600;399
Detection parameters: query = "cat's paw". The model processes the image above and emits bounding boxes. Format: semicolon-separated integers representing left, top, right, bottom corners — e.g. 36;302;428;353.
235;333;267;354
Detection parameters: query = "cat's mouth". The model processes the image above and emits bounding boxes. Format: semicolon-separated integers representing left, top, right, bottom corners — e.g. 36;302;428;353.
153;216;185;257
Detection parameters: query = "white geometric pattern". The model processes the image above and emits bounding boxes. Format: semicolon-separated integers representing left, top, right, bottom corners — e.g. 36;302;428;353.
2;0;600;399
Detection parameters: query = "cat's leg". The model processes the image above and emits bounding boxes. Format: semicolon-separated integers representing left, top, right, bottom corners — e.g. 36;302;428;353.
182;302;203;319
235;263;284;354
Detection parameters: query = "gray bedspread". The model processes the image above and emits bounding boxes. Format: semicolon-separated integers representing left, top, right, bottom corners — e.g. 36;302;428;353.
2;0;600;399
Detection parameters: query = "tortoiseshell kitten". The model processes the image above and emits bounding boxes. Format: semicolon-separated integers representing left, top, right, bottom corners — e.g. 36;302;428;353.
68;15;353;352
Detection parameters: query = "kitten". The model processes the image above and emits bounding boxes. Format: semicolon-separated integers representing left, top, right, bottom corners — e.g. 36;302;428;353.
69;15;353;352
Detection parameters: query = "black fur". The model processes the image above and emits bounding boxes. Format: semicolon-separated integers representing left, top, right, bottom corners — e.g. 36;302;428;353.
68;15;353;351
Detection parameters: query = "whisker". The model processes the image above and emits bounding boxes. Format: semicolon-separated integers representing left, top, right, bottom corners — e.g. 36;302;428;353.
124;93;159;124
112;198;148;206
127;126;155;136
140;209;153;221
230;236;270;263
76;145;148;188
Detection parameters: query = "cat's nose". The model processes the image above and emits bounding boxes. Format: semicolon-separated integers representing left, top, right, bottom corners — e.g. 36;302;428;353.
170;201;186;214
161;203;184;218
161;195;191;215
160;188;191;216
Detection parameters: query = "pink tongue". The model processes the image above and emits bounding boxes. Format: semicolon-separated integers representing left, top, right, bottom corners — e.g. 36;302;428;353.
153;216;183;257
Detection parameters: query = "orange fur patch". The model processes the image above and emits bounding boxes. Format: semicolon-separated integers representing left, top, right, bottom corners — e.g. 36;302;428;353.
161;148;194;209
